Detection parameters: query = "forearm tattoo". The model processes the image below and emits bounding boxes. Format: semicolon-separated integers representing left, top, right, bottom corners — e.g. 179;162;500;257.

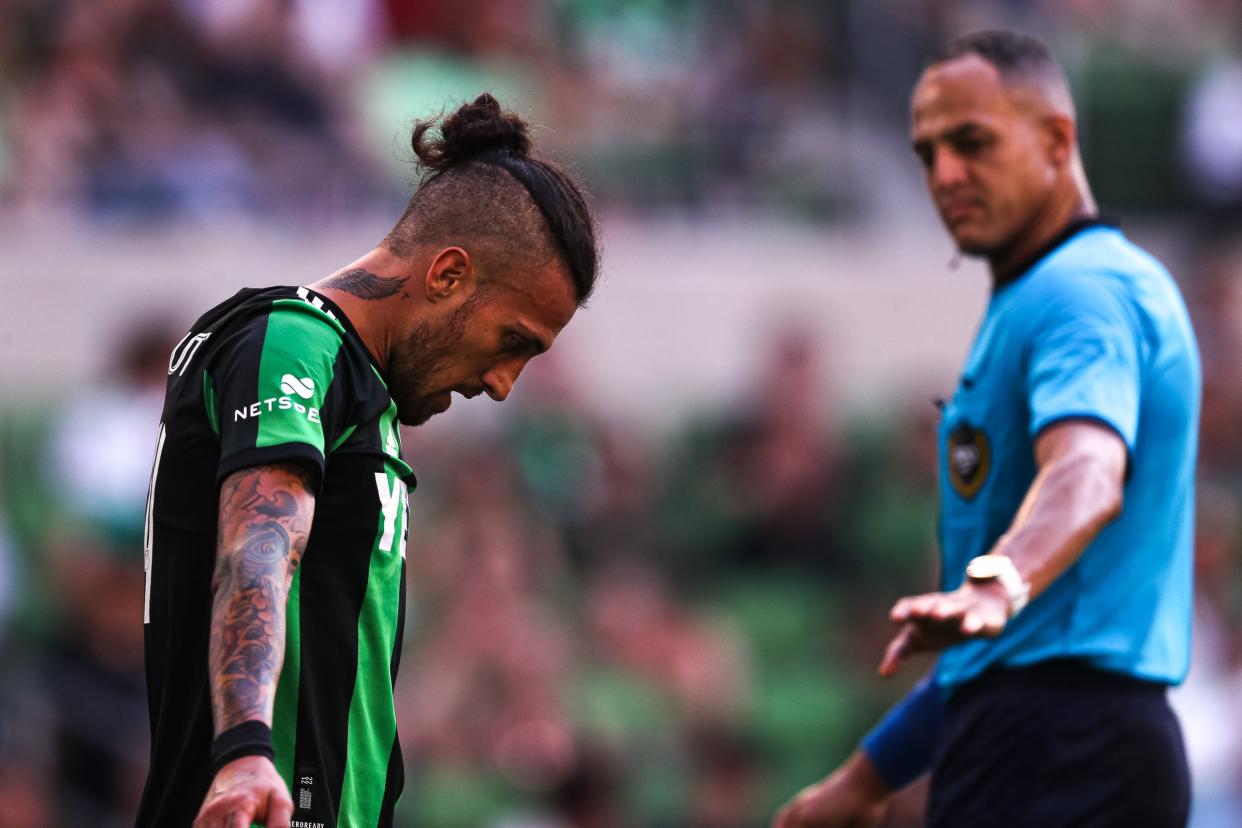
321;268;407;300
210;463;315;732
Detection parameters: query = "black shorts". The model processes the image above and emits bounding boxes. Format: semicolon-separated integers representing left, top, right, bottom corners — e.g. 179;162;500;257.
928;660;1190;828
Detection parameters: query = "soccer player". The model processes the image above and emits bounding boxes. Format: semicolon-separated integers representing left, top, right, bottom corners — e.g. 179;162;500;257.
136;94;599;828
775;30;1199;828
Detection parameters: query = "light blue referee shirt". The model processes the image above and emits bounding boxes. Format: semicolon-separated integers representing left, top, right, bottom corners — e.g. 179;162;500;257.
935;221;1201;692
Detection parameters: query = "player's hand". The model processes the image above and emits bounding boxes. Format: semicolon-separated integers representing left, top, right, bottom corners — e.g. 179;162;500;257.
194;755;293;828
878;581;1010;677
772;752;890;828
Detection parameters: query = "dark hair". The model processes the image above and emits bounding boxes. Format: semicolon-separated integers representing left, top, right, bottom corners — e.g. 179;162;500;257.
927;29;1065;85
409;93;532;170
387;94;600;305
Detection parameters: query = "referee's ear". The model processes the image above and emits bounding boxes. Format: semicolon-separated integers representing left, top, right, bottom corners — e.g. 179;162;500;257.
424;246;477;304
1042;112;1076;170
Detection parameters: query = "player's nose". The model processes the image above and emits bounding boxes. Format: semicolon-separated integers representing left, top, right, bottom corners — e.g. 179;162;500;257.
482;362;521;402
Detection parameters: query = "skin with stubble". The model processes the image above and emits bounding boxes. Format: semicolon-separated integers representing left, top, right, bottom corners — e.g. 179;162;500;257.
315;244;577;427
910;53;1095;283
774;51;1129;828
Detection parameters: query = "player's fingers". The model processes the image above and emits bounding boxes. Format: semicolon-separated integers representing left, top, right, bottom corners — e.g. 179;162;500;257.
193;801;229;828
265;791;294;828
229;811;253;828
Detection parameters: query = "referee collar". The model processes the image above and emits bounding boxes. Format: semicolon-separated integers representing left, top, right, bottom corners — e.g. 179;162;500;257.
993;215;1117;293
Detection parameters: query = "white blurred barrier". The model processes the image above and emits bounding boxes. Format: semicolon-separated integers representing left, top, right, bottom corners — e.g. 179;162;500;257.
1;214;989;422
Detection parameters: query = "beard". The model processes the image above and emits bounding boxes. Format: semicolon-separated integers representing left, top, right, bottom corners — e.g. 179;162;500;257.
387;303;472;426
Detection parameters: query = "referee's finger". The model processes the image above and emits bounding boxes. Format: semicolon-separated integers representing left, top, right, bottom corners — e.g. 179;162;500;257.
962;606;1006;638
930;593;970;622
879;624;915;677
890;594;924;622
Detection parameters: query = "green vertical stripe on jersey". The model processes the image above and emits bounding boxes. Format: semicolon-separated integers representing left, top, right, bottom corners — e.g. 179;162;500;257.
255;309;343;454
330;423;358;453
340;407;405;824
272;566;303;791
203;370;220;436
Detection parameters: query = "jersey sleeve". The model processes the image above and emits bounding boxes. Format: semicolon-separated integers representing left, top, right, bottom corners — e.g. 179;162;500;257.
207;303;350;487
860;671;943;790
1024;274;1142;451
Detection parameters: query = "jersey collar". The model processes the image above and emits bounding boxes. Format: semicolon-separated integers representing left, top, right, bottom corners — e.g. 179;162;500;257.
298;287;387;379
993;216;1117;293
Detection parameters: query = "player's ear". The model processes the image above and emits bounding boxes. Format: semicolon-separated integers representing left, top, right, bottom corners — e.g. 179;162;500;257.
424;247;477;303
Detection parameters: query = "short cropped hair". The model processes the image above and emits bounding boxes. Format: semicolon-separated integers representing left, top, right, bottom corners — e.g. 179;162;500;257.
927;29;1067;88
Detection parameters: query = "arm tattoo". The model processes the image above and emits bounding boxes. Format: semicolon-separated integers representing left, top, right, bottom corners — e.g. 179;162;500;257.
321;268;407;300
210;462;315;733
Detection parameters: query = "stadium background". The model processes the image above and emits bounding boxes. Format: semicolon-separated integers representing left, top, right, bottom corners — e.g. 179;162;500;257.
1;1;1241;825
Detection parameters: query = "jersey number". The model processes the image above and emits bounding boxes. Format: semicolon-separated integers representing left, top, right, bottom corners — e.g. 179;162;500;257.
374;473;408;558
168;331;211;376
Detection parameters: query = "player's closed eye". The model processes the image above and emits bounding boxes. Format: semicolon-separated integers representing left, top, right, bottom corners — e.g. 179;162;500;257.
502;333;530;354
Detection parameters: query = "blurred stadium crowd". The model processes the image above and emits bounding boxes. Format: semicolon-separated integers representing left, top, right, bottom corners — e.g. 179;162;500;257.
5;0;1242;222
3;0;1242;826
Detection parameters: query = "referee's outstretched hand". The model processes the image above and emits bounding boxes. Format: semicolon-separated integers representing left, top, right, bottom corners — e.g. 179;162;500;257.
194;755;293;828
879;581;1010;678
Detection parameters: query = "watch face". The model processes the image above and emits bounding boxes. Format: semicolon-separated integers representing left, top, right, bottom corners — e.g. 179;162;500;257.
967;556;1007;580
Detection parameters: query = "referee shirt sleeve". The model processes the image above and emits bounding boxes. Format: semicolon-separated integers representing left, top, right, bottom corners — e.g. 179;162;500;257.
207;306;348;489
861;672;943;790
1024;273;1142;451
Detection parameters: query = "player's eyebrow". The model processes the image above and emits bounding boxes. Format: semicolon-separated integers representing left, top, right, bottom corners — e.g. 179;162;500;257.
512;320;550;354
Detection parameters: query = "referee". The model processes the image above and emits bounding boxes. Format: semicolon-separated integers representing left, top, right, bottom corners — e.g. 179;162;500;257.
776;30;1199;828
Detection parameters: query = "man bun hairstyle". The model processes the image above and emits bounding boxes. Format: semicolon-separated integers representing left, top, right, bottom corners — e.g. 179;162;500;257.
387;94;600;306
410;93;532;171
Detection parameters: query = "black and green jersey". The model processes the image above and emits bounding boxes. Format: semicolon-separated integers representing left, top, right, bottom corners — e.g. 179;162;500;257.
137;286;413;828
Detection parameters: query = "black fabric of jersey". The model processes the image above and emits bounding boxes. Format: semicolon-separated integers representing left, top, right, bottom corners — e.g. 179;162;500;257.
137;287;413;827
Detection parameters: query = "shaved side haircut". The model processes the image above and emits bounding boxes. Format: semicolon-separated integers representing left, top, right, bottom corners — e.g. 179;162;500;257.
928;30;1075;116
383;94;599;305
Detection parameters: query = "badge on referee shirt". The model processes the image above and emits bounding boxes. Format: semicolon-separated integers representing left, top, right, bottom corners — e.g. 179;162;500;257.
948;421;991;500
